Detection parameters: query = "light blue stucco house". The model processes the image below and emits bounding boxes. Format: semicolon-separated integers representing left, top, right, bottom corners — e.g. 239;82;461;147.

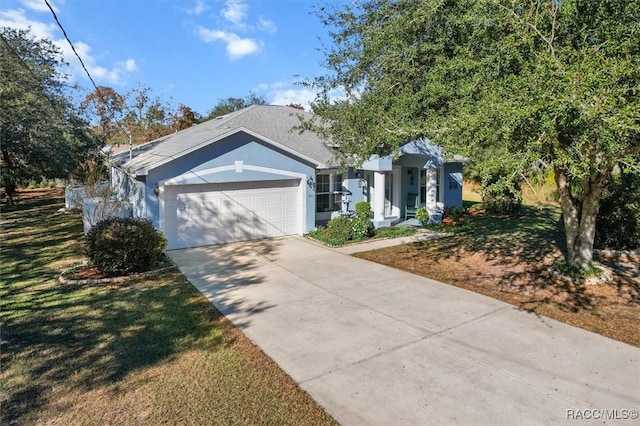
109;105;465;250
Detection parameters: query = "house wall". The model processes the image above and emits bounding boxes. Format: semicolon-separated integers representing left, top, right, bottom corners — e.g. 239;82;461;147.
143;132;317;232
443;162;464;208
344;168;366;211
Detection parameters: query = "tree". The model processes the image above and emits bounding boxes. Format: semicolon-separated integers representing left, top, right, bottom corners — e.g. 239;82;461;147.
81;86;126;144
82;85;182;145
306;0;639;269
123;84;172;142
0;27;98;203
206;92;266;119
170;104;201;131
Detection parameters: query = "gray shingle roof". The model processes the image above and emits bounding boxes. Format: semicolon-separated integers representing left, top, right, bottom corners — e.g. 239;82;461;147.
110;105;336;175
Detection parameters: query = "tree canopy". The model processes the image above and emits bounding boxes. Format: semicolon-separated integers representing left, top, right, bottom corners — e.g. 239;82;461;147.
206;93;266;120
0;26;98;201
307;0;639;268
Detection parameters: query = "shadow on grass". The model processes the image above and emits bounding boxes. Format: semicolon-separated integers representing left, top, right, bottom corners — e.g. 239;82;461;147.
405;205;607;312
0;189;278;424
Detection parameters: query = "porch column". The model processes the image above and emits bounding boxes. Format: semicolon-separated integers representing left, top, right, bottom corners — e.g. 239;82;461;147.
374;171;386;221
425;167;438;212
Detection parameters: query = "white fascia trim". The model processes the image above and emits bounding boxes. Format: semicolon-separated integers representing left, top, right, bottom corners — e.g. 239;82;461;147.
163;164;308;186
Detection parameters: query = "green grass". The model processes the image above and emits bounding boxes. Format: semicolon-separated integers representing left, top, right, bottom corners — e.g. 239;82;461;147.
424;203;565;267
374;226;417;239
552;261;603;279
0;189;336;425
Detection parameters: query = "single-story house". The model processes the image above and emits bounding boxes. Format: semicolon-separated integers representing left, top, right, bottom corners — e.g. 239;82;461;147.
108;105;466;250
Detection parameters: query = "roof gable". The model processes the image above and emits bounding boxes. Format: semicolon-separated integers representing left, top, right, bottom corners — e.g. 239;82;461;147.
111;105;335;175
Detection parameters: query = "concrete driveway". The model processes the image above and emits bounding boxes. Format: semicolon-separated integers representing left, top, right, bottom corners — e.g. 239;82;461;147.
168;236;639;426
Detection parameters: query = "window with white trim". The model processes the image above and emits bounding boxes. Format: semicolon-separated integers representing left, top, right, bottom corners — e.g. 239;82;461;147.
420;168;440;204
316;173;343;213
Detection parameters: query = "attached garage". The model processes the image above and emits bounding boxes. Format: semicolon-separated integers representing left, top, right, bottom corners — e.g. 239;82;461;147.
109;105;334;250
163;179;301;250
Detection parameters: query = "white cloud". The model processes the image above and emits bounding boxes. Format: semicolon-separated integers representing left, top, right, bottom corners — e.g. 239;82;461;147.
122;58;138;72
254;81;348;111
1;8;137;85
193;0;275;60
0;8;58;40
269;88;317;110
66;41;132;84
257;16;276;33
253;80;286;92
184;0;209;15
21;0;57;13
197;26;261;59
222;0;247;27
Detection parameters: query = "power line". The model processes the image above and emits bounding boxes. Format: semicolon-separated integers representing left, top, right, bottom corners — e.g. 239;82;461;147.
43;0;130;139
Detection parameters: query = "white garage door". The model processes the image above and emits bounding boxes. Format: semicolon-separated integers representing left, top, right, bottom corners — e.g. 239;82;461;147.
163;180;300;249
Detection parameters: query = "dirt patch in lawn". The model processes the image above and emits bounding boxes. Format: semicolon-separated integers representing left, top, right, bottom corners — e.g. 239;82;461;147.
356;208;639;347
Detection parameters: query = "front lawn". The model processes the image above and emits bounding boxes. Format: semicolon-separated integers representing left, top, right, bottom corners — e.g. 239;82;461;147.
0;189;337;425
356;204;640;347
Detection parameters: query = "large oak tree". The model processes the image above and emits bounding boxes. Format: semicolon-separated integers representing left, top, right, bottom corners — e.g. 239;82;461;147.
1;27;98;202
306;0;639;268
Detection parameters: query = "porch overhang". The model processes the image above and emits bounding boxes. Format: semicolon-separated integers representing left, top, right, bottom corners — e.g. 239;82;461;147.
361;155;393;171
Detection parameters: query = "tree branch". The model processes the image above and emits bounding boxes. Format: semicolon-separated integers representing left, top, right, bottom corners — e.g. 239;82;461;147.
498;2;556;56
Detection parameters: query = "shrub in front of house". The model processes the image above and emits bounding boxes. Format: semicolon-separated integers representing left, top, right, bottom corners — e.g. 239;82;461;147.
415;207;428;223
323;215;353;245
481;175;522;215
85;217;167;277
351;201;374;241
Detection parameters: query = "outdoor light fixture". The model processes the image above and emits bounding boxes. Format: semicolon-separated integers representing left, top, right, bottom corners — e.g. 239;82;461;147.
153;183;160;196
408;169;414;185
307;176;315;188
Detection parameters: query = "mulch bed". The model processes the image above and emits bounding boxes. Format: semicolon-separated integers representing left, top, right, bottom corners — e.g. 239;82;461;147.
66;266;107;280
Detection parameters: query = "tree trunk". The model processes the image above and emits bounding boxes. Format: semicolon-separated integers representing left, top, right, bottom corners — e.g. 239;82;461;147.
1;148;17;205
554;167;606;269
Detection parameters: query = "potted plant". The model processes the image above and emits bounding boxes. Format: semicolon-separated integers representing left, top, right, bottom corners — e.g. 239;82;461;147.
415;207;428;225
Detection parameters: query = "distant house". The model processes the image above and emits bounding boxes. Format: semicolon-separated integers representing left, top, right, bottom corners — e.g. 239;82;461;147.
107;105;465;250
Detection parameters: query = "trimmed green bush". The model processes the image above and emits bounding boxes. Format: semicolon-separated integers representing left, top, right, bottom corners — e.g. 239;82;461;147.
85;217;167;277
351;201;374;240
444;206;465;221
324;216;352;245
415;208;428;223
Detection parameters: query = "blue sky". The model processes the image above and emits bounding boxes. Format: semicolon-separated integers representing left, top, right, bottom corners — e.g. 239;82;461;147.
1;0;346;115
